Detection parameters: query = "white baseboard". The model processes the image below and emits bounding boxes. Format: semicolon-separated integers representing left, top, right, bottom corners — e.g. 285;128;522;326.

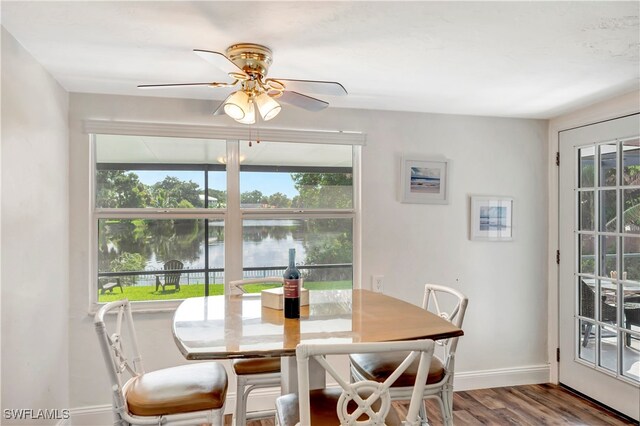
453;364;550;391
64;365;549;425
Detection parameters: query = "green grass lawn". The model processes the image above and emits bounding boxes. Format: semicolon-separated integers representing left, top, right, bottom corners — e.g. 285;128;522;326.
98;281;352;303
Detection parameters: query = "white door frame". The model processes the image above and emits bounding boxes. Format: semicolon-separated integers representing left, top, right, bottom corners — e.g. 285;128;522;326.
548;91;640;386
558;113;639;419
548;92;640;421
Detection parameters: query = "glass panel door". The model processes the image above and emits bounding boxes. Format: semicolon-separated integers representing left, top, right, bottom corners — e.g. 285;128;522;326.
559;114;640;421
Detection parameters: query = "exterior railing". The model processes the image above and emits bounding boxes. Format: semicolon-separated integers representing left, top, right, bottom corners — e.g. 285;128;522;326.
98;263;353;287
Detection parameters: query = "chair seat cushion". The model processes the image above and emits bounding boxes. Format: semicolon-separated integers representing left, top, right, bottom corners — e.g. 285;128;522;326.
349;352;446;387
232;357;281;375
124;362;228;417
275;388;403;426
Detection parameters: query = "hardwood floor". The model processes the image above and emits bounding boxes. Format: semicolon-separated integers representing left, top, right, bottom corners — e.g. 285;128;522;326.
226;384;635;425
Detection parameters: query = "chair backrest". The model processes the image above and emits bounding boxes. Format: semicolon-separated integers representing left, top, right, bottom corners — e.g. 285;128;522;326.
580;280;618;322
229;276;284;295
94;299;144;416
296;339;435;426
163;259;184;284
579;280;595;318
422;284;468;370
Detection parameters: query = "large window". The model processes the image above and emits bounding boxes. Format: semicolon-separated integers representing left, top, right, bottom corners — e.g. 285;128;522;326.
92;131;359;306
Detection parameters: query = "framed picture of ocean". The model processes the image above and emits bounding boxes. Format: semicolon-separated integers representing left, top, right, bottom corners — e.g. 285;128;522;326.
400;158;449;204
470;196;514;241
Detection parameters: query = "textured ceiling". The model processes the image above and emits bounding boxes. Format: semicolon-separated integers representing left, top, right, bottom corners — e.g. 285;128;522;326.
1;1;638;119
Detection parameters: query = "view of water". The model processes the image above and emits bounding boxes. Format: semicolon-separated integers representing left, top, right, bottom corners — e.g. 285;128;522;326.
144;219;307;270
99;216;352;287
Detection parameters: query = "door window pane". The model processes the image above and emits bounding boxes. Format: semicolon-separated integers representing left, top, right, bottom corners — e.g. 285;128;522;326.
599;282;617;324
579;234;595;275
598;325;618;373
599;236;617;278
579;279;595;320
579;191;594;231
239;141;353;209
623;285;640;339
599;143;617;187
622;332;640;382
623;237;640;281
623;189;640;234
599;190;617;232
242;218;353;291
579;319;596;363
579;146;595;188
622;138;640;186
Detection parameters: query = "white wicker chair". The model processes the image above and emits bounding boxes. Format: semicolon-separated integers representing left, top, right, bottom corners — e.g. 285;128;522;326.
275;339;435;425
349;284;468;426
229;277;284;425
94;299;228;425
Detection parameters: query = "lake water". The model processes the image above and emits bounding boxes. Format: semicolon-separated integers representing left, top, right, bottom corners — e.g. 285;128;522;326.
101;217;352;287
144;219;309;270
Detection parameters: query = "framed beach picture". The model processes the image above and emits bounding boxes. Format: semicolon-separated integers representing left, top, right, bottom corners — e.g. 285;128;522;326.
470;196;513;241
400;158;449;204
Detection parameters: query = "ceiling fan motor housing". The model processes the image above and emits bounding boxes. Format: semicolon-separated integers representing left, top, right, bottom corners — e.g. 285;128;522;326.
226;43;273;79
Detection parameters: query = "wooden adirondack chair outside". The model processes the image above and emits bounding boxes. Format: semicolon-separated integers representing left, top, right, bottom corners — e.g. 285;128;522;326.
155;260;184;292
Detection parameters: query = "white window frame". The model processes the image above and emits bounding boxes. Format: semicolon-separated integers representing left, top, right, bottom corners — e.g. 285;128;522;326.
87;121;364;313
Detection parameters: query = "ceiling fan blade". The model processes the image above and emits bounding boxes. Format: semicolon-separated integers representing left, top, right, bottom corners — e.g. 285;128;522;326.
271;78;347;96
213;101;226;116
194;49;245;75
212;93;235;116
138;82;222;89
279;91;329;112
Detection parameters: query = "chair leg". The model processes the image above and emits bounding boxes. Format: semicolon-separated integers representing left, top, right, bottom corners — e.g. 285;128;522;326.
418;400;429;426
442;385;454;426
235;376;247;426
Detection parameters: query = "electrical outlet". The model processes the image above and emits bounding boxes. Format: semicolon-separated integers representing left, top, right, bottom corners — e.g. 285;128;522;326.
372;275;384;293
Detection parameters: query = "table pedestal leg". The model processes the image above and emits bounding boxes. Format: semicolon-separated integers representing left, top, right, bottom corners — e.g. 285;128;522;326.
281;356;326;394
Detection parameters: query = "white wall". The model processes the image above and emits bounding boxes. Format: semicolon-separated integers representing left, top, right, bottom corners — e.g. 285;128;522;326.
546;90;640;383
1;27;70;423
68;93;549;415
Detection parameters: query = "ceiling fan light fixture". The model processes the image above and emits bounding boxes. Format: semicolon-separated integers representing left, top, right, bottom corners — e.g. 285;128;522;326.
235;99;256;124
256;93;281;121
224;90;250;120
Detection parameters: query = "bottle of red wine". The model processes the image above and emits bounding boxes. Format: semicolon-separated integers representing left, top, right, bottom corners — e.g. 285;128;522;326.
283;248;301;319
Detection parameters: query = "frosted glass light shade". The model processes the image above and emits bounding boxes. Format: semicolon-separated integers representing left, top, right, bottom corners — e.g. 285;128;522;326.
256;93;281;121
224;91;250;120
235;100;256;124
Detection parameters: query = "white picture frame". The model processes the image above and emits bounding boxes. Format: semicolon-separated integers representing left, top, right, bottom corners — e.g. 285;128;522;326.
470;196;514;241
400;158;449;204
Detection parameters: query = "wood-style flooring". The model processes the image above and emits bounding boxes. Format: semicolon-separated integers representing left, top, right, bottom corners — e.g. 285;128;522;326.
224;384;636;425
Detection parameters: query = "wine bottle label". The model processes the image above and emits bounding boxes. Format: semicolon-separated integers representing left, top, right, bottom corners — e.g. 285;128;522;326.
283;279;301;298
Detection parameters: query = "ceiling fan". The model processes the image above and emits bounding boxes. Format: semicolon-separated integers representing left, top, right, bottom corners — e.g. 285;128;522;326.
138;43;348;124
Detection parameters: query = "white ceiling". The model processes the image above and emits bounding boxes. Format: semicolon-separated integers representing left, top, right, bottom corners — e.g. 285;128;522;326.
2;1;639;119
